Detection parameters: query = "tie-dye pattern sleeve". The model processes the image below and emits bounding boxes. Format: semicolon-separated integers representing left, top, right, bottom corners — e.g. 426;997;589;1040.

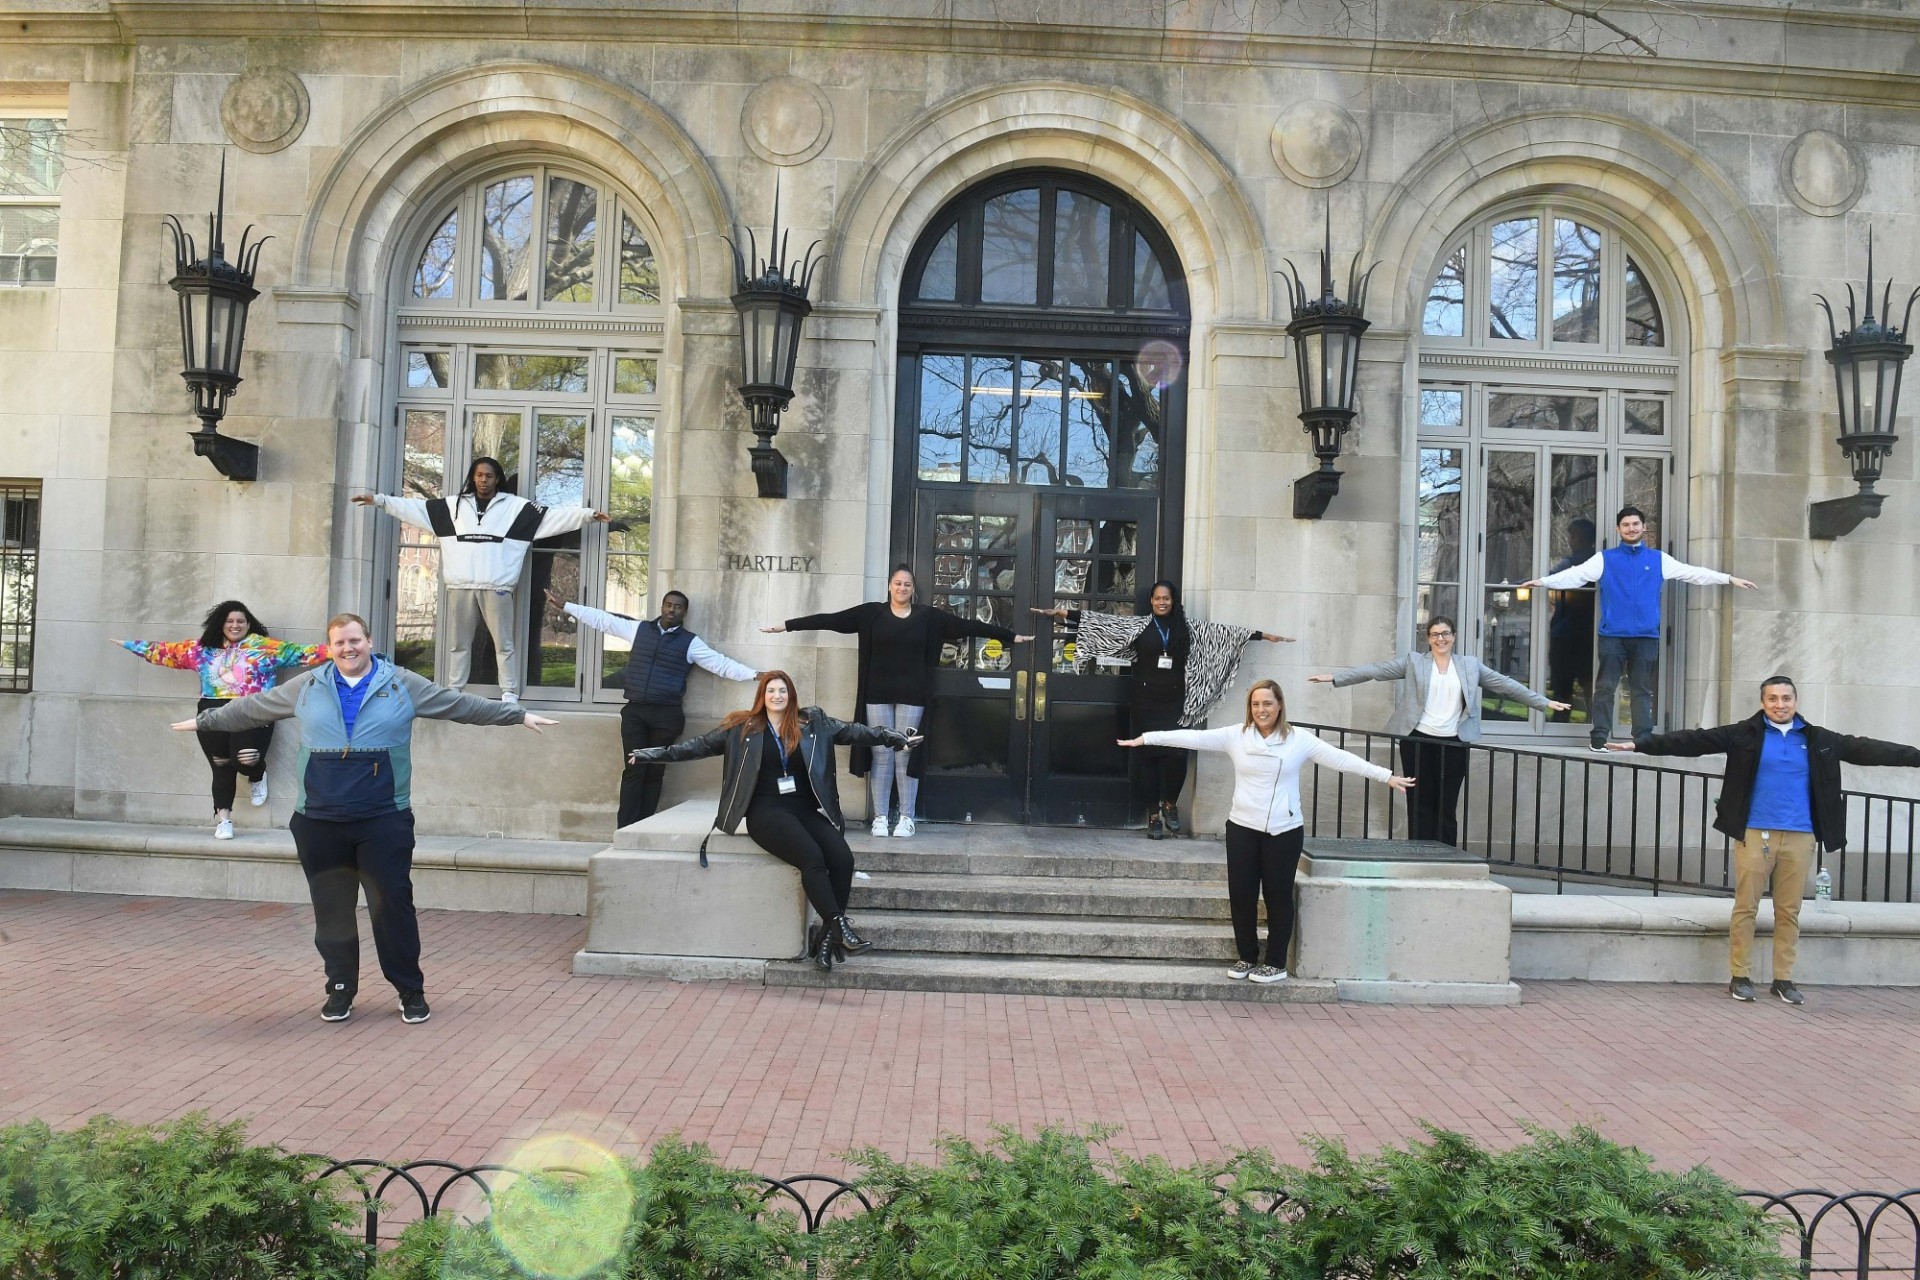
121;639;205;671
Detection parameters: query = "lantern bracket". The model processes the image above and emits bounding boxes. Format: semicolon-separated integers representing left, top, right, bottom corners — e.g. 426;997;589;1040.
1809;228;1915;538
1279;204;1375;520
725;186;823;499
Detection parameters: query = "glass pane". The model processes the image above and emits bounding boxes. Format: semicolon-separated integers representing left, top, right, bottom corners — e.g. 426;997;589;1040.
934;512;973;550
1489;391;1599;434
618;214;659;304
1052;191;1111;307
613;356;658;396
918;223;958;301
1623;456;1665;549
1423;246;1466;337
1416;447;1462;587
1625;397;1665;437
601;554;649;687
467;411;522;490
473;353;590;393
526;551;579;691
479;176;535;302
394;543;439;678
608;413;654;529
1489;217;1538;341
544;176;597;303
1420;387;1464;431
1056;519;1092;555
0;206;58;285
918;354;965;482
1624;256;1664;347
405;350;450;390
412;210;458;301
1414;584;1460;649
967;355;1016;483
1097;518;1137;557
1550;219;1601;344
402;409;446;500
1064;359;1113;487
979;188;1041;305
1054;558;1092;593
1018;358;1064;484
534;413;588;513
1133;232;1172;310
1546;454;1600;726
1114;361;1163;488
0;118;64;197
1483;449;1536;586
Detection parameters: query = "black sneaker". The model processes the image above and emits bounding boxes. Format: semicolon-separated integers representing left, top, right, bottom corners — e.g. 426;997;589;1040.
1728;976;1756;1002
1589;739;1610;753
1771;980;1805;1007
398;991;431;1024
1160;803;1182;835
320;983;354;1022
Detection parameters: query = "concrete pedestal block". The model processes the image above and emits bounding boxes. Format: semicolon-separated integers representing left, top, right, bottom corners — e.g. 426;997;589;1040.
574;799;806;974
1296;840;1521;1005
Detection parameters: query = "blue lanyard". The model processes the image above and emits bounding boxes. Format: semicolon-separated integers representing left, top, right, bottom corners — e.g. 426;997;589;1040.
766;725;793;778
1153;620;1172;648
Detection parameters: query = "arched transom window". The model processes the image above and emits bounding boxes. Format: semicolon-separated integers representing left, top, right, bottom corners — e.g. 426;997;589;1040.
1414;205;1683;740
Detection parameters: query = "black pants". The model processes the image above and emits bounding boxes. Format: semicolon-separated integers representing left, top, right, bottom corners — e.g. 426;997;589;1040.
745;800;855;926
1224;822;1304;967
195;696;273;813
289;809;423;995
619;700;686;827
1399;730;1469;847
1131;703;1188;813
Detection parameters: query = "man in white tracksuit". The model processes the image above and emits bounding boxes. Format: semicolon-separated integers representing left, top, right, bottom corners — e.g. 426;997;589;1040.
353;456;607;701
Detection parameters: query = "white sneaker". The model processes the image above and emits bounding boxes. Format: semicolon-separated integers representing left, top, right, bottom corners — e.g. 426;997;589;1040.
214;819;234;840
500;690;520;704
249;779;269;807
893;816;916;838
1249;965;1289;984
870;816;890;837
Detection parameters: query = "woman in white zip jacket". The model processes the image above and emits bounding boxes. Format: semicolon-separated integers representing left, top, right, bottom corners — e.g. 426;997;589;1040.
1121;680;1413;984
353;456;608;702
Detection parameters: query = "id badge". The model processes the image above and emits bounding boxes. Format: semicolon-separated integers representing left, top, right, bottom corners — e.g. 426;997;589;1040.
1157;654;1174;670
777;775;798;795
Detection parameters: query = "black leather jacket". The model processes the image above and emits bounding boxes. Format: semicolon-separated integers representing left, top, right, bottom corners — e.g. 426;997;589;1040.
632;707;912;835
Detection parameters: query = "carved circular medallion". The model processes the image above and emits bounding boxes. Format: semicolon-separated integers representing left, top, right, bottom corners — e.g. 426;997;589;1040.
221;69;310;155
1271;100;1363;189
741;76;833;167
1782;129;1864;218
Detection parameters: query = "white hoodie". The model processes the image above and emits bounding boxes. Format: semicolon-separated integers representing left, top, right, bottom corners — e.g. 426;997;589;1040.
1142;723;1390;835
373;492;597;590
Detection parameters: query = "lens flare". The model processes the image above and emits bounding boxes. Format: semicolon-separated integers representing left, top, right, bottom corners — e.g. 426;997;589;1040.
482;1134;633;1280
1135;339;1184;390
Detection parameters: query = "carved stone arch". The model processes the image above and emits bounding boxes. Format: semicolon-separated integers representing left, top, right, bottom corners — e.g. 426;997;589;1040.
297;61;734;324
1368;109;1785;352
829;80;1270;324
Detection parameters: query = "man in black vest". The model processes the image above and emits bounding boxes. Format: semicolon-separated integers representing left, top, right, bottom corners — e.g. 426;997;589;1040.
545;588;758;827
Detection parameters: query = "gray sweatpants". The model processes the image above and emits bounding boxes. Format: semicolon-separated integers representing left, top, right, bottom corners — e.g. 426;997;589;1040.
445;587;519;694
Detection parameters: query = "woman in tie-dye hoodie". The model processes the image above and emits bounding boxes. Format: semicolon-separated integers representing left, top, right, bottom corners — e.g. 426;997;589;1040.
117;600;325;839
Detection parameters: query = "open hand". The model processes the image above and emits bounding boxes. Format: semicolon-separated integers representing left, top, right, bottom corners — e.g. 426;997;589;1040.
169;718;197;732
1264;633;1295;643
1116;736;1145;748
760;623;786;634
1731;577;1757;589
1307;673;1334;684
1546;700;1572;712
1030;606;1068;620
1386;775;1416;792
349;493;375;506
901;733;925;749
1517;578;1541;589
1011;634;1035;644
591;511;613;523
522;713;558;733
543;588;570;612
1604;741;1637;752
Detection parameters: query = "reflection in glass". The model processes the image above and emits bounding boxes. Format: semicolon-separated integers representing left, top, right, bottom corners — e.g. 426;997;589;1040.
1545;453;1600;724
1114;362;1162;488
602;413;651;692
967;356;1016;483
1415;584;1460;648
1052;191;1111;307
525;549;579;691
1489;392;1598;433
534;413;588;512
1018;359;1064;484
1064;360;1112;487
394;544;439;678
544;177;597;303
1623;455;1665;549
919;223;958;301
1489;217;1538;340
917;354;965;482
1416;447;1462;588
473;353;591;393
1133;232;1172;309
979;188;1041;304
406;350;451;389
0;206;58;284
1055;519;1092;555
0;118;64;197
1482;450;1535;585
1424;246;1466;337
1055;558;1092;593
1624;256;1664;347
1551;219;1601;343
468;411;522;488
1625;397;1665;436
402;410;446;499
618;214;659;304
413;210;458;300
479;176;534;302
1420;387;1464;431
614;357;658;396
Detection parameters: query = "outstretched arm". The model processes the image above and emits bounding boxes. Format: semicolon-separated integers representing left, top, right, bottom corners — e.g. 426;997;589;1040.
1660;551;1755;590
357;493;436;533
397;670;546;728
1121;726;1240;752
689;637;758;683
264;638;328;669
1302;733;1400;786
1524;553;1604;591
629;726;732;765
181;676;310;733
533;505;611;539
824;716;921;751
1832;733;1920;769
1054;609;1147;663
120;638;206;672
772;603;870;635
1326;655;1411;688
1476;664;1565;714
1623;724;1742;757
552;595;642;644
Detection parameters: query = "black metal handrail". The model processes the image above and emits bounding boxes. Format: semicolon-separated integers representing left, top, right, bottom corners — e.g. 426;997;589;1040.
309;1158;1920;1277
1292;721;1920;901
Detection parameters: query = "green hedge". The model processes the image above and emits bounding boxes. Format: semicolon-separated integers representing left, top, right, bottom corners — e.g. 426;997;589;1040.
0;1118;1798;1280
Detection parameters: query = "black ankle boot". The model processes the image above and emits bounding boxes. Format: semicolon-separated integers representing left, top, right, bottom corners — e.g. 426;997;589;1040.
1160;802;1182;835
812;924;836;971
834;914;874;955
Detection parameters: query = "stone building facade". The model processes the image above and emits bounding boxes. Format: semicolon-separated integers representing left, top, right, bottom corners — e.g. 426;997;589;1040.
2;1;1917;839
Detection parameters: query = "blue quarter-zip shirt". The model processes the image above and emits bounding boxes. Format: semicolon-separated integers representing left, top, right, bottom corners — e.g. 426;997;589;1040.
1598;542;1665;637
1747;715;1814;832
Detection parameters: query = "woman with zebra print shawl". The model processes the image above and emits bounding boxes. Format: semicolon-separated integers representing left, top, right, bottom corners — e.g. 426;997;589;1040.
1035;580;1291;838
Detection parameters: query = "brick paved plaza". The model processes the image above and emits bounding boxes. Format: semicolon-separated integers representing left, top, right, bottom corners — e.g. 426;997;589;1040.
3;888;1915;1192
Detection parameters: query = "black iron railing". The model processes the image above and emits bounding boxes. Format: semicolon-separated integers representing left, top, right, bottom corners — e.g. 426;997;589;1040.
1293;722;1920;901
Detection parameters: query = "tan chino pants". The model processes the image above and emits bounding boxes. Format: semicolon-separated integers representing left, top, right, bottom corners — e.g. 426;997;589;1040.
1729;826;1816;982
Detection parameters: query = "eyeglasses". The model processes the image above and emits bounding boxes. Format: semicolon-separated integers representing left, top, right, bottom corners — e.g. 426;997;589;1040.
1428;630;1455;639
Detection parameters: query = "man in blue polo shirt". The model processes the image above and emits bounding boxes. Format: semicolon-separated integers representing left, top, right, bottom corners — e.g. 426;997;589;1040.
1611;676;1920;1006
1524;505;1755;750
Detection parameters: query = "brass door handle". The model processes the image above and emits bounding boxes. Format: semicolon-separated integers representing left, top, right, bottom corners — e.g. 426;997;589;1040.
1034;671;1048;721
1015;669;1027;721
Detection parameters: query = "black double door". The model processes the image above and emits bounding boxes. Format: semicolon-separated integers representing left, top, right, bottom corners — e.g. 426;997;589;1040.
913;486;1160;826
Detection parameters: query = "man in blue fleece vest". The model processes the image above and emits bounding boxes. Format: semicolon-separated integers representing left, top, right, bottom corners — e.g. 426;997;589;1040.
178;613;555;1025
1523;506;1755;750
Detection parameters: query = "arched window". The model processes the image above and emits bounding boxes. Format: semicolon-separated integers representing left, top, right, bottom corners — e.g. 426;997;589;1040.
1414;205;1681;739
384;165;664;705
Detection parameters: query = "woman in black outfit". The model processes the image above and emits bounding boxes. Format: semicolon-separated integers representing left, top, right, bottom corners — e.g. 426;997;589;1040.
1034;580;1292;837
763;565;1031;837
629;670;920;969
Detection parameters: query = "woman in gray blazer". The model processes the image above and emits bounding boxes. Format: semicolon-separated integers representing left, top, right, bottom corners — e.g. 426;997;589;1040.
1308;616;1568;845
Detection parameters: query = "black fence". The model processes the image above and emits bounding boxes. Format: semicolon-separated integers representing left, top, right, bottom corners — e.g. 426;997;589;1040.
316;1158;1920;1277
1293;722;1920;902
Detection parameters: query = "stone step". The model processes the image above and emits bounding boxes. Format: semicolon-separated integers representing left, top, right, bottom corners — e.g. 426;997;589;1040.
849;872;1232;919
842;836;1227;882
850;910;1242;960
764;953;1333;1002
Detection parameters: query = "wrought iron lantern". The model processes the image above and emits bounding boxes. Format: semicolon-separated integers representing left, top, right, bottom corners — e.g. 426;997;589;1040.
726;193;823;499
165;156;270;482
1812;231;1917;539
1279;210;1376;519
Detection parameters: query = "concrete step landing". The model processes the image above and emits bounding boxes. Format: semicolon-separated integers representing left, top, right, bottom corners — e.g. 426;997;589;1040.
764;953;1333;1002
